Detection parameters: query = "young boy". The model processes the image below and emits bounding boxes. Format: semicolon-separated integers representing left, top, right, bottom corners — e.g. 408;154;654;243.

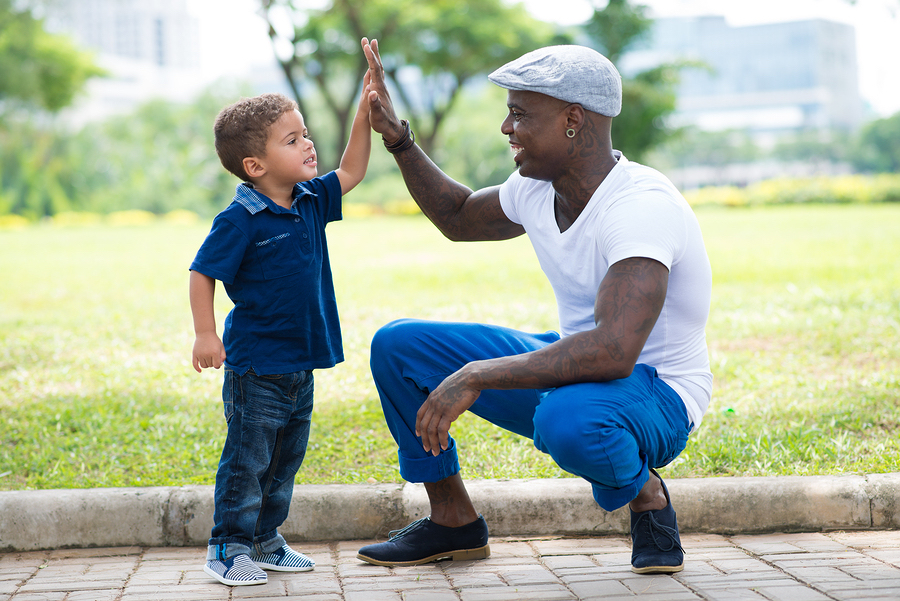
189;52;372;586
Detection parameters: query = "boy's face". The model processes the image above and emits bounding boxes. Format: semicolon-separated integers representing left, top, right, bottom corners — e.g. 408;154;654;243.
259;109;317;184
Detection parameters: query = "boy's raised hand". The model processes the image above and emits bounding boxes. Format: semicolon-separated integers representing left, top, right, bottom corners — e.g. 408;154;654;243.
361;37;405;145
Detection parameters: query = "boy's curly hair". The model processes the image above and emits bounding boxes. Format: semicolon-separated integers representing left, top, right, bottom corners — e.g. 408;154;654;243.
214;93;299;181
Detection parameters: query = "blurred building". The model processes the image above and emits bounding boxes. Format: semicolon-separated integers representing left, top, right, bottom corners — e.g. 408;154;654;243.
44;0;203;124
623;16;864;135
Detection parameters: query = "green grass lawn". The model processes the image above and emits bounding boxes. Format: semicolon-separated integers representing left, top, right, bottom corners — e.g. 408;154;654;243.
1;204;898;490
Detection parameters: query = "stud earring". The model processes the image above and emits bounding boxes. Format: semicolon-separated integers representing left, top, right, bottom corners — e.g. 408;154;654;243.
566;128;576;138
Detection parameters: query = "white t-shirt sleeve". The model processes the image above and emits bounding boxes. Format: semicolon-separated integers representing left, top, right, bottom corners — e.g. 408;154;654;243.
500;170;544;226
600;193;686;271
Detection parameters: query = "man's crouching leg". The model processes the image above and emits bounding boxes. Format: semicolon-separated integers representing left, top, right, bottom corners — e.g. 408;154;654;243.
628;469;684;574
532;371;689;575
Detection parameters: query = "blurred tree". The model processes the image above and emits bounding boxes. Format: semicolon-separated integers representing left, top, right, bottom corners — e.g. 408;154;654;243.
259;0;559;169
436;84;512;190
583;0;651;65
853;111;900;173
0;0;103;112
582;0;687;162
0;88;242;219
0;122;72;218
62;89;240;217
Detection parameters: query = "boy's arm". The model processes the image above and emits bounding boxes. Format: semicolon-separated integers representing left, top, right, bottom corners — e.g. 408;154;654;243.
335;48;372;195
189;270;226;373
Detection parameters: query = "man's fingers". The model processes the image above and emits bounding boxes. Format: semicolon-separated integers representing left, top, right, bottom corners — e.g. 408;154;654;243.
362;37;384;73
415;406;426;438
417;409;441;455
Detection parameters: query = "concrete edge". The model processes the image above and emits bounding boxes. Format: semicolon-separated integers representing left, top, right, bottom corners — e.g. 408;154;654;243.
1;474;897;552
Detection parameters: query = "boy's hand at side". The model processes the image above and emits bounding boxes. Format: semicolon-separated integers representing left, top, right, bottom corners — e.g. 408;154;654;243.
192;332;226;373
189;270;225;373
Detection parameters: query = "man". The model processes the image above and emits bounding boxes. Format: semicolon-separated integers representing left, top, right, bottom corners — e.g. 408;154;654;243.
358;39;712;574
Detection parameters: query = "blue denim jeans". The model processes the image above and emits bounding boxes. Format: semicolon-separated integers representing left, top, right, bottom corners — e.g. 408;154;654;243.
370;319;691;512
209;368;314;559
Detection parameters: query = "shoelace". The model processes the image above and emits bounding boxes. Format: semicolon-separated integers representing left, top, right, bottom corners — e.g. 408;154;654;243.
387;517;429;541
632;510;684;553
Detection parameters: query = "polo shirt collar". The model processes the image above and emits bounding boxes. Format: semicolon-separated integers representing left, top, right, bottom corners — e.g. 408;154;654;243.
233;182;319;215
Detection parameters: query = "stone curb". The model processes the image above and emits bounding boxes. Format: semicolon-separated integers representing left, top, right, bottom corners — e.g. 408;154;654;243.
1;474;898;552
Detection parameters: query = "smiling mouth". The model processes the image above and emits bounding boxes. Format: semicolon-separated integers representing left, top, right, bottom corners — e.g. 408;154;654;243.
304;155;316;165
510;144;523;162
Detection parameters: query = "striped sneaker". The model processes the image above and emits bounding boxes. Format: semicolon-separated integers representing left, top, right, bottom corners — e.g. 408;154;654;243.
251;544;315;572
203;553;268;586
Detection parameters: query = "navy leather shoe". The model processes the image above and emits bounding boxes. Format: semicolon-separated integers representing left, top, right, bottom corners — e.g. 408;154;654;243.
630;469;685;574
357;515;490;567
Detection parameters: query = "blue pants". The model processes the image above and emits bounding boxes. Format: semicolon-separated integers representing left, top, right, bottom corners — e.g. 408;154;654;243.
370;319;691;511
209;368;314;558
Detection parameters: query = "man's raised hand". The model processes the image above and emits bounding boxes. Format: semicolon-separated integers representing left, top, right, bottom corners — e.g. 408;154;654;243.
361;37;405;145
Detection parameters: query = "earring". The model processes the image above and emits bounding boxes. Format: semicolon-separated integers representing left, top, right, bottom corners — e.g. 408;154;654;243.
566;128;576;138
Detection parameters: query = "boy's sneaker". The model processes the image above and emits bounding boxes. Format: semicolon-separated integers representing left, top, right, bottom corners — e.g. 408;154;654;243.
203;553;268;586
630;469;685;574
250;544;315;572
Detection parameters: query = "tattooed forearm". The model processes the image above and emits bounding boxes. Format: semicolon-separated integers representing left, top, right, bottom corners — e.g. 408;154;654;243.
393;146;523;242
464;257;669;391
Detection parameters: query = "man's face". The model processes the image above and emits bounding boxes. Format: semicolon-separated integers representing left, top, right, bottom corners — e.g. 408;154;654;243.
501;90;571;181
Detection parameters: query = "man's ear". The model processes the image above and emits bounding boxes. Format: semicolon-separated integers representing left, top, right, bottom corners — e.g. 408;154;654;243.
243;156;266;179
565;103;586;131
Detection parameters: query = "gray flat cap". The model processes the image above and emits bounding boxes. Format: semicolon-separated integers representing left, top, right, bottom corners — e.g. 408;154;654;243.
488;45;622;117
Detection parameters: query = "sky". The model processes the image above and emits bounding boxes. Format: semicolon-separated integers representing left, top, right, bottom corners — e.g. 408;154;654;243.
187;0;900;117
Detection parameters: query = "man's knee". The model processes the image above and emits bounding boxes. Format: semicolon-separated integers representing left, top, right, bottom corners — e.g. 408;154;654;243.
370;319;420;373
533;404;592;470
534;407;641;489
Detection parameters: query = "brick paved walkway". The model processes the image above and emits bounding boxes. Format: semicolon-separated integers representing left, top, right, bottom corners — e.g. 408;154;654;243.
2;531;899;600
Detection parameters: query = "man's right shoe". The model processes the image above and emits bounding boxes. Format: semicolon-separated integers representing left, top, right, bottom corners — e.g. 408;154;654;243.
203;553;268;586
357;515;491;567
630;469;685;574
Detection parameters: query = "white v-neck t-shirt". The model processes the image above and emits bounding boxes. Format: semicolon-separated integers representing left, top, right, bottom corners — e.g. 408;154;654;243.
498;152;712;430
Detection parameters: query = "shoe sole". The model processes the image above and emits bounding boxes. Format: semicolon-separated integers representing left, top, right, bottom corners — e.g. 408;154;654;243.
631;562;684;574
254;561;315;572
357;543;491;567
202;564;268;586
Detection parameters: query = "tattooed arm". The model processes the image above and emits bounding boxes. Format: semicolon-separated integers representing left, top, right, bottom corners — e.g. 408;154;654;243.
415;257;669;455
362;38;524;242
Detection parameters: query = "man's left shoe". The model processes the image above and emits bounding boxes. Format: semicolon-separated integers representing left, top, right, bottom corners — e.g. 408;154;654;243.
250;544;315;572
630;469;685;574
357;515;491;567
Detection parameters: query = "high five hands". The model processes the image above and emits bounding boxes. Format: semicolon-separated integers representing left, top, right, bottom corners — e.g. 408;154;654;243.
361;36;481;456
361;38;406;147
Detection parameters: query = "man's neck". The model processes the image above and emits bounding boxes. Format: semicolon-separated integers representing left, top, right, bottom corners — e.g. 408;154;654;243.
552;150;619;233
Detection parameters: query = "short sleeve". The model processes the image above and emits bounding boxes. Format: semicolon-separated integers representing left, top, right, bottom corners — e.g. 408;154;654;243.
302;171;343;224
189;215;250;285
600;193;687;270
498;170;524;225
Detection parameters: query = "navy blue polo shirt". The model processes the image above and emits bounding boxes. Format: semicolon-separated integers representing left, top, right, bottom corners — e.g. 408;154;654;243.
190;171;343;375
